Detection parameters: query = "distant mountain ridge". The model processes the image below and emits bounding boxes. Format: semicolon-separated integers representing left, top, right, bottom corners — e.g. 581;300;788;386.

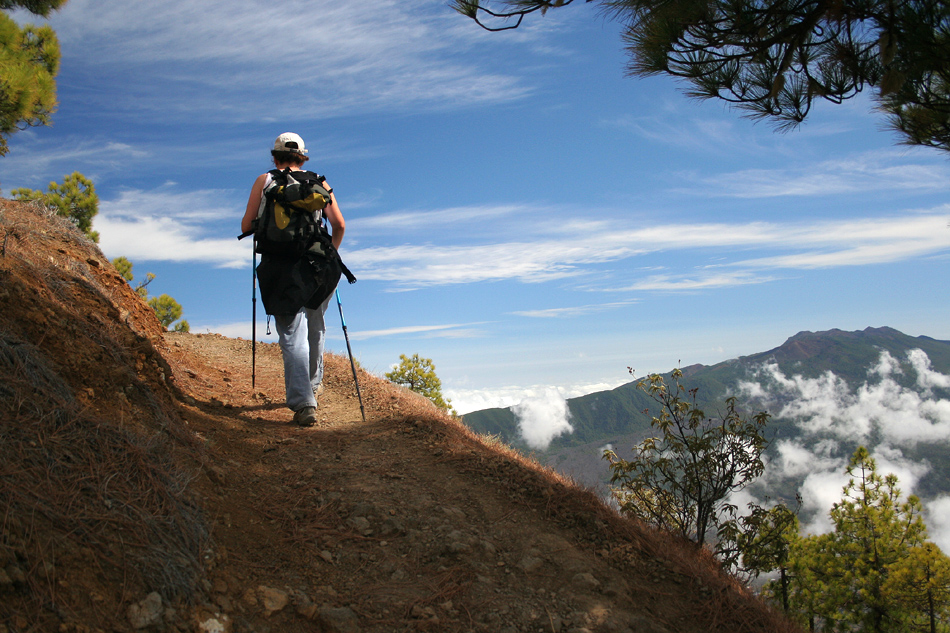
464;326;950;445
462;327;950;491
715;326;950;382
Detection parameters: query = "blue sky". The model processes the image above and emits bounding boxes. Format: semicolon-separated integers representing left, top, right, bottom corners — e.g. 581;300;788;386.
5;0;950;414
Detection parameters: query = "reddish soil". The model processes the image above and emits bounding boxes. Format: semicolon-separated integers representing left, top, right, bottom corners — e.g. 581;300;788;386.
0;200;799;633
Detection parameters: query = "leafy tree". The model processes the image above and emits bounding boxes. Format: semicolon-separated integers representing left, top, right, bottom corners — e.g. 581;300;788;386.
453;0;950;152
112;255;134;282
728;501;800;595
884;543;950;633
112;254;156;300
111;257;189;332
171;319;190;333
781;447;949;632
385;353;456;414
0;0;67;155
0;1;67;13
13;172;99;242
148;294;189;331
780;531;834;631
135;272;155;298
604;369;777;570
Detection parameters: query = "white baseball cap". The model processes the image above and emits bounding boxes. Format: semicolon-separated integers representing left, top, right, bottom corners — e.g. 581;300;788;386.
273;132;308;155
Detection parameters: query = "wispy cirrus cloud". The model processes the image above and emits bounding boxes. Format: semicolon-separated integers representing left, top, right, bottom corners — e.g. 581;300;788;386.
355;204;535;231
604;113;751;155
205;321;486;344
43;0;537;121
727;213;950;269
348;323;487;341
618;271;777;291
347;210;950;289
689;150;950;198
348;240;632;287
0;132;151;190
90;184;950;289
511;301;639;318
603;101;865;158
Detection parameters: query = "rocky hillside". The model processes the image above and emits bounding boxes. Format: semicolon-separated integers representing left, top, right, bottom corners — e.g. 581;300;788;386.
0;198;798;633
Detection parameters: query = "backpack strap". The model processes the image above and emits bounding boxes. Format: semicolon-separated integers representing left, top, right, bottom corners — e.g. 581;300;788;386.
339;258;357;285
317;215;357;285
237;171;282;241
264;169;286;196
300;170;333;194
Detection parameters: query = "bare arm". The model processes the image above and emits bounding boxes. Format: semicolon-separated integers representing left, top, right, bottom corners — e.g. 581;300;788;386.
241;173;269;235
322;180;345;250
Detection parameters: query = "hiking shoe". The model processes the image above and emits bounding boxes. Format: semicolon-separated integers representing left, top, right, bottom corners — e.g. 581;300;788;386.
314;383;325;396
293;406;318;427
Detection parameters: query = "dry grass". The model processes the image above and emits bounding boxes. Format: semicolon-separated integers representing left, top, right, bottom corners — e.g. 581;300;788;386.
0;334;210;630
0;201;211;630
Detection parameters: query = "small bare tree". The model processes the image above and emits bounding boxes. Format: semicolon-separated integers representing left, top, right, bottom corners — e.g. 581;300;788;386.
605;369;776;570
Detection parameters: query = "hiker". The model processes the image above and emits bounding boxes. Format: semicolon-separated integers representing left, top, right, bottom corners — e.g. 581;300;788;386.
241;132;345;427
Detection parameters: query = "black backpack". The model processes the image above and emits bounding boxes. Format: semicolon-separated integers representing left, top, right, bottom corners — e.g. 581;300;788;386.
253;168;333;258
238;168;356;314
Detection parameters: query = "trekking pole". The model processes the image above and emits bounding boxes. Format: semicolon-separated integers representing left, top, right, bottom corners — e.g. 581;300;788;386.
335;288;366;423
251;243;258;388
238;228;259;388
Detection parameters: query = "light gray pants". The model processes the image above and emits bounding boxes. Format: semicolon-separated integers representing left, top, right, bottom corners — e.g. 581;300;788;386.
273;294;331;412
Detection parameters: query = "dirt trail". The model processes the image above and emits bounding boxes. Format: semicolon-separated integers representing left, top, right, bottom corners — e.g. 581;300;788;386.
163;333;665;633
0;199;798;633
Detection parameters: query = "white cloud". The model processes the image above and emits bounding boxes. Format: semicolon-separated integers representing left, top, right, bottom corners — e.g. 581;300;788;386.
871;444;929;495
512;387;574;450
348;210;950;289
798;468;850;534
96;188;248;268
757;438;848;534
742;350;950;534
202;320;279;341
45;0;536;120
765;442;929;535
347;323;486;341
908;348;950;394
618;271;776;291
692;150;950;198
771;438;842;479
926;496;950;554
449;380;624;415
86;182;950;292
451;388;528;415
511;301;638;318
744;351;950;447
